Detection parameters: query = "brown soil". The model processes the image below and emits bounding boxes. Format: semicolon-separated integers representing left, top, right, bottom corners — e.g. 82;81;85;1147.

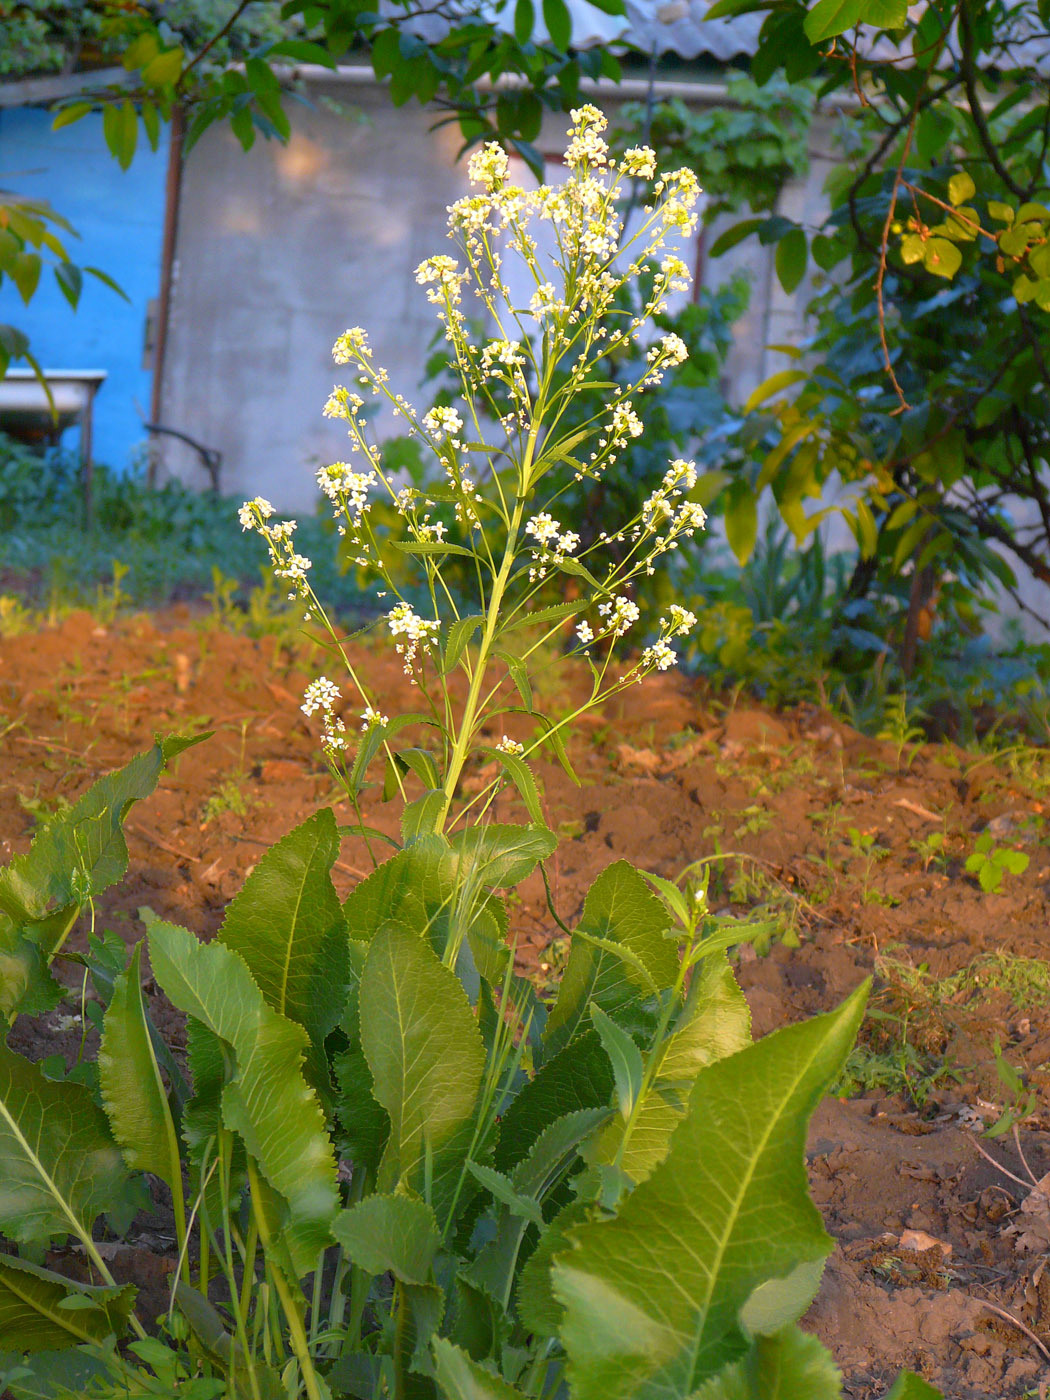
4;607;1050;1397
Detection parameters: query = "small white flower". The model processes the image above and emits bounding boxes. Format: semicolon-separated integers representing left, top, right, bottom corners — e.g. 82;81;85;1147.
611;402;643;440
387;602;440;673
642;639;677;671
526;512;561;546
565;104;610;170
332;327;370;363
480;339;526;374
665;604;697;636
529;283;566;319
238;497;274;530
422;406;464;440
664;458;698;491
675;501;708;533
302;677;341;717
598;595;640;638
576;621;594;645
467;142;510;192
496;736;524;755
360;706;389;731
648;332;688;367
620;145;657;180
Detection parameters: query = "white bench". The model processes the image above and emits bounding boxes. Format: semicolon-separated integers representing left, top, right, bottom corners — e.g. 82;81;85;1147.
0;368;107;520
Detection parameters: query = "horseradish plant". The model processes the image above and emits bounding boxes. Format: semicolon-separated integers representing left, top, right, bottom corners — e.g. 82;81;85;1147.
240;104;707;838
0;109;935;1400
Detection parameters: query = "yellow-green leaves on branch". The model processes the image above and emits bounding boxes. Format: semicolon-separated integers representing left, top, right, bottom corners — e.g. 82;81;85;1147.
803;0;906;42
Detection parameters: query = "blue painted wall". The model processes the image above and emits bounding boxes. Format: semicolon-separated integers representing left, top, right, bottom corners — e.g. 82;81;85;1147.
0;104;169;470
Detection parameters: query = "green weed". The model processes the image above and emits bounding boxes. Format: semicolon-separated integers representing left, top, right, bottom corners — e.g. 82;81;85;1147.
965;831;1030;892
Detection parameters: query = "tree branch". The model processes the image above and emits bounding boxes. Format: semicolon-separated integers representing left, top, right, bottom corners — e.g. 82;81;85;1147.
958;0;1027;201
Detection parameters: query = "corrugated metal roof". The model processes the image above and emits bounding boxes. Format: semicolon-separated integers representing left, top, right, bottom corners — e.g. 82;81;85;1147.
379;0;760;56
381;0;1049;71
623;2;762;59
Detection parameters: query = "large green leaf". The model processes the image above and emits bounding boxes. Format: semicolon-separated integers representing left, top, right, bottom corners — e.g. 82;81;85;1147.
0;1043;129;1247
333;1044;390;1173
0;917;60;1022
0;1346;113;1399
552;984;868;1399
466;1109;609;1307
515;1198;590;1337
147;921;338;1274
433;1338;526;1400
219;808;348;1072
0;1254;136;1353
691;1325;842;1397
544;862;678;1056
0;735;208;1023
0;735;207;924
360;923;484;1198
449;825;557;889
882;1375;944;1399
802;0;863;42
343;836;506;983
331;1194;440;1284
494;1029;613;1174
588;957;751;1183
98;942;181;1191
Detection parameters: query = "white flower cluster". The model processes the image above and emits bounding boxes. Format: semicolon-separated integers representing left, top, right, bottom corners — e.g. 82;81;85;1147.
301;677;347;753
480;339;526;374
644;332;689;386
238;496;273;531
565;104;611;170
620;145;657;180
599;594;640;638
415;255;466;305
360;705;389;732
664;603;698;636
611;402;644;442
641;639;677;671
467;142;510;192
529;283;566;320
525;513;580;579
386;601;440;675
422;406;464;442
332;327;370;363
238;497;312;600
316;462;376;528
301;676;340;716
496;736;524;755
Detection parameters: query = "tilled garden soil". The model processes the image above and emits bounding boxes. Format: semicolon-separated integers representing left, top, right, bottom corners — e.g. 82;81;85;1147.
4;607;1050;1397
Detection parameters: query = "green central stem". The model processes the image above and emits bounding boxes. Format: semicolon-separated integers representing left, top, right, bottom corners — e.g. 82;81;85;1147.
436;425;541;830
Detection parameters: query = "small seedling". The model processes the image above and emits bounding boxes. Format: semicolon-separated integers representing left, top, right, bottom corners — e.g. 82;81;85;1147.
965;830;1030;892
878;692;925;770
200;777;249;826
910;829;947;872
984;1041;1039;1139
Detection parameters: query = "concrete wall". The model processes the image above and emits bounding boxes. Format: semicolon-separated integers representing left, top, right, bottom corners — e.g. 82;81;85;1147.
160;84;478;505
0;105;169;468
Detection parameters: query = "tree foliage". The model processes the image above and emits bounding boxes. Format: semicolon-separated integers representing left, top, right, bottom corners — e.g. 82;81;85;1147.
702;0;1050;645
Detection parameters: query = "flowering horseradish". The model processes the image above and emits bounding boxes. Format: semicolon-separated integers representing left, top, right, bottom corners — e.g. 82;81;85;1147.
240;105;708;835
